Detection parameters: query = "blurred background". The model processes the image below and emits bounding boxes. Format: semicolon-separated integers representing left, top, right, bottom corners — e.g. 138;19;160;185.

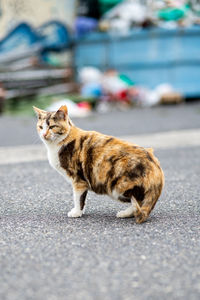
0;0;200;117
1;3;200;300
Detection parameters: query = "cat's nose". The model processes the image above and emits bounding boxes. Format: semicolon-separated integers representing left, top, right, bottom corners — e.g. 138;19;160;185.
43;132;48;138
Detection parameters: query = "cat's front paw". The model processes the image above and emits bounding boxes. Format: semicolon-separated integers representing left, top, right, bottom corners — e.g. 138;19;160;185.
68;208;83;218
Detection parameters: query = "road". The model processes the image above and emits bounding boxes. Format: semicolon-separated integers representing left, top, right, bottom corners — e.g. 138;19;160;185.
0;103;200;300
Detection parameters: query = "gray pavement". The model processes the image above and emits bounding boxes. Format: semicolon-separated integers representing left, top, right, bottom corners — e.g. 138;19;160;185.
0;103;200;300
1;102;200;146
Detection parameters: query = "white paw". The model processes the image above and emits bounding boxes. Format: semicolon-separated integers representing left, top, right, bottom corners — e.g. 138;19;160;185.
68;208;82;218
131;202;137;213
116;211;127;218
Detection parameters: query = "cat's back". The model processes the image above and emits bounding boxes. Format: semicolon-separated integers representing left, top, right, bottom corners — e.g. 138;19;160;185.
80;129;154;163
60;127;161;171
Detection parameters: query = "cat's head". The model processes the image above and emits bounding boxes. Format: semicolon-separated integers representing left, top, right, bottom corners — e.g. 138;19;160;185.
33;105;71;143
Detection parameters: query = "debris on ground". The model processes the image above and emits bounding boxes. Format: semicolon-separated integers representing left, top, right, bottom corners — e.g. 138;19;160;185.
133;83;184;107
78;67;183;111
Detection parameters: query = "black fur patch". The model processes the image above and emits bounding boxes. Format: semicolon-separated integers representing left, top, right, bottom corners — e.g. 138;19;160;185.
93;183;107;195
110;176;120;190
118;196;131;203
63;140;75;159
59;140;76;170
125;162;146;180
77;161;85;181
123;189;132;198
132;185;145;201
85;145;94;184
135;163;145;176
124;185;145;202
125;170;139;180
106;166;115;181
80;136;87;151
80;191;87;210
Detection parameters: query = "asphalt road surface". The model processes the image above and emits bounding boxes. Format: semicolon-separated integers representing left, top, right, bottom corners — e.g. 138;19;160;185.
0;103;200;300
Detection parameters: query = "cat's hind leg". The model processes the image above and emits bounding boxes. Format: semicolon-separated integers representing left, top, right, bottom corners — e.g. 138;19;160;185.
116;205;135;218
68;184;88;218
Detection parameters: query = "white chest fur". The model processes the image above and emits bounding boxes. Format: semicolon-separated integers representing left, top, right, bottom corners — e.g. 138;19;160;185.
45;143;71;183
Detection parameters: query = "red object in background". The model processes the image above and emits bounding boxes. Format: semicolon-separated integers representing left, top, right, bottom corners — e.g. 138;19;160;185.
116;89;130;103
77;101;91;110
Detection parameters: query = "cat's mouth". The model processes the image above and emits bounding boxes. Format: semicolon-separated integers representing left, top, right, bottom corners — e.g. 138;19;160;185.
41;134;52;141
42;134;58;142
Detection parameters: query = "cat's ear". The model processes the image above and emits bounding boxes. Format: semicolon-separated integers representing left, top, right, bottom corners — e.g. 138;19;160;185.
33;106;46;118
55;105;68;120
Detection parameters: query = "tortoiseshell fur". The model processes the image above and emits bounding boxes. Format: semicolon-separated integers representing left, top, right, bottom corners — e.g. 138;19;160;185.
34;105;164;223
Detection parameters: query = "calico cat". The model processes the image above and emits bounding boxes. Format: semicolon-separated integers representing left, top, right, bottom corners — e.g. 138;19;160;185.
34;105;164;223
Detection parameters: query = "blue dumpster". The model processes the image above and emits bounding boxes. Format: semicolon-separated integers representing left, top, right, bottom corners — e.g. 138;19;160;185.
74;27;200;98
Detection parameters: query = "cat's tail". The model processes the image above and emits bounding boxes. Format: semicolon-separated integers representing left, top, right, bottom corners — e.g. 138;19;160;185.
131;196;148;224
131;182;163;224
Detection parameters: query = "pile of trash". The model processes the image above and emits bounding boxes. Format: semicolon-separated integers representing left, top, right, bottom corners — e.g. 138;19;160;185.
78;66;183;111
75;0;200;36
40;65;183;118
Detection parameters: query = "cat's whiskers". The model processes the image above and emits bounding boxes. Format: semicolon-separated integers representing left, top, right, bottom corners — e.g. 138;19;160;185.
31;134;41;145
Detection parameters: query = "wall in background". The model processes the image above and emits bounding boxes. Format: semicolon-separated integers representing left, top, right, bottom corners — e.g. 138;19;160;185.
0;0;77;37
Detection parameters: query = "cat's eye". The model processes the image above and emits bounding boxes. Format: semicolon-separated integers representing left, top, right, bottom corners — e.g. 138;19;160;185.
39;125;43;129
49;125;57;129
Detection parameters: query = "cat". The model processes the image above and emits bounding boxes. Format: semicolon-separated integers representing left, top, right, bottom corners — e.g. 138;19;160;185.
34;105;164;223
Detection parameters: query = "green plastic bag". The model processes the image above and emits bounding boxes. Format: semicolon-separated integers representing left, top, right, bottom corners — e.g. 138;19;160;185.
158;4;190;21
119;74;135;87
99;0;123;15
